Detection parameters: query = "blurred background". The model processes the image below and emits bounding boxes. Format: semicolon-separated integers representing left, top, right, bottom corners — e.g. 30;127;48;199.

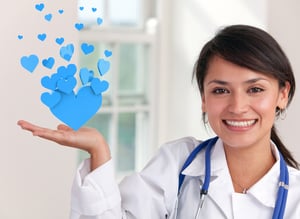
1;0;300;218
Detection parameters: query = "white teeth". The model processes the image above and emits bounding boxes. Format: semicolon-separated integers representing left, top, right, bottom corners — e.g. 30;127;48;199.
225;120;256;127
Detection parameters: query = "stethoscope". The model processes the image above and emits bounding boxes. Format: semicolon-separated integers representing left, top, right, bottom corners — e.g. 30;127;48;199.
176;137;289;219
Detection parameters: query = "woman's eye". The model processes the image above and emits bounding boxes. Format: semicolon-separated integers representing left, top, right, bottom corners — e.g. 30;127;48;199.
212;88;229;94
249;87;264;93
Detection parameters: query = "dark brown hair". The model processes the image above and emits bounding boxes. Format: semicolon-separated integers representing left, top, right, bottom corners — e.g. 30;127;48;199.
193;24;298;169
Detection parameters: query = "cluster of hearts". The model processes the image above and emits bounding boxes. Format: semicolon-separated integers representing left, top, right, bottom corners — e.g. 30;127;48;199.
19;2;113;130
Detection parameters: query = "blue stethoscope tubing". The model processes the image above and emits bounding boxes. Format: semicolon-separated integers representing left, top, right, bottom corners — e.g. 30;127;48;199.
177;137;289;219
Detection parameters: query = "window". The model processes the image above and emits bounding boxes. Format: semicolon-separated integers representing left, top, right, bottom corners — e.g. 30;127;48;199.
77;0;158;179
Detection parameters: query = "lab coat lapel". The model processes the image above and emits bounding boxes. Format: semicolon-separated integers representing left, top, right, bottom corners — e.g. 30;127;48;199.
182;138;234;218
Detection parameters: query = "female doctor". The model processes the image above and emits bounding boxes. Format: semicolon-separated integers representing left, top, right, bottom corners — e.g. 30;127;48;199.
18;25;300;219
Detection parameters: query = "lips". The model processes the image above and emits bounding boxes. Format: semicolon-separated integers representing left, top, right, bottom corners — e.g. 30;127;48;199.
224;119;257;128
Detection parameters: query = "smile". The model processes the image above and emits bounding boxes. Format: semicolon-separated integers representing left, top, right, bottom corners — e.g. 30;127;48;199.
224;119;257;127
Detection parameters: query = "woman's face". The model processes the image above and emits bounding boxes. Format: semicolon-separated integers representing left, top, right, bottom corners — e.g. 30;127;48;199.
202;56;290;149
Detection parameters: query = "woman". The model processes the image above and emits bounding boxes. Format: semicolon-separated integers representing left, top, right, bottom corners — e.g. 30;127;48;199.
18;25;300;218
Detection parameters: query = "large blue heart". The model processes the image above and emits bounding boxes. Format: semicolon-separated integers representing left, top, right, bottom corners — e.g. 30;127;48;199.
20;54;39;73
60;44;74;62
50;87;103;130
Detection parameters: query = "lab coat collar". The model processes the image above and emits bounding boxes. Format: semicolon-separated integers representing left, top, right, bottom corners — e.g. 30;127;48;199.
182;138;281;209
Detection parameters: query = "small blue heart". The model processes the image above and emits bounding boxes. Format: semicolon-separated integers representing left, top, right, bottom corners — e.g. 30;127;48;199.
41;91;61;108
91;78;109;95
20;54;39;73
58;9;64;14
37;33;47;41
18;35;23;40
57;77;77;94
55;37;64;45
44;13;52;21
57;64;77;78
79;68;94;85
59;44;74;62
79;6;84;11
42;57;55;69
75;23;84;31
97;17;103;25
92;8;97;12
41;74;60;91
81;43;94;55
97;59;110;76
104;50;112;57
35;3;44;12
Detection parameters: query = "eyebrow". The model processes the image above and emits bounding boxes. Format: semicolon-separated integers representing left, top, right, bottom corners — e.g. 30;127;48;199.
206;78;268;85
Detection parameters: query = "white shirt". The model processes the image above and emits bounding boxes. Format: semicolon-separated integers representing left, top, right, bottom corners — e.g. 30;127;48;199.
70;137;300;219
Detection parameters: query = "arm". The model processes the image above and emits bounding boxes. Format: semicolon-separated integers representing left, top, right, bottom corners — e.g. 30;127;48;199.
17;120;110;170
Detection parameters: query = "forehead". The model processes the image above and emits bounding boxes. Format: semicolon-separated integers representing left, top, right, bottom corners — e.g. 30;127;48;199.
205;56;274;83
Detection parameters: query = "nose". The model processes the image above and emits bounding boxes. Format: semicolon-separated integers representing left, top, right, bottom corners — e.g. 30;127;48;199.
228;92;249;114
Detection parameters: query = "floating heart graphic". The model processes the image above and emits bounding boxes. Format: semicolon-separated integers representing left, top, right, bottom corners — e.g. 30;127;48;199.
57;77;77;94
42;57;55;69
75;23;84;31
59;44;74;61
92;8;97;12
20;54;39;73
50;87;103;130
104;50;112;57
97;59;110;76
44;13;52;21
57;64;77;78
41;91;61;108
41;74;61;91
79;6;84;11
81;43;94;55
37;33;47;41
18;35;23;40
79;68;94;85
91;78;109;95
55;37;64;45
35;3;44;12
97;17;103;25
58;9;64;14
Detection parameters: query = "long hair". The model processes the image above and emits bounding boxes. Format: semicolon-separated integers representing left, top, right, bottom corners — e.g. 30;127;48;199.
193;25;298;169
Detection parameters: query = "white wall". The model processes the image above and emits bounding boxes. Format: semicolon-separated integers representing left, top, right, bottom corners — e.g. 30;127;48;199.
1;1;78;218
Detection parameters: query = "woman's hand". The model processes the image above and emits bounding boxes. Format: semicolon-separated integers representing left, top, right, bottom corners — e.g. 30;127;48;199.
17;120;111;170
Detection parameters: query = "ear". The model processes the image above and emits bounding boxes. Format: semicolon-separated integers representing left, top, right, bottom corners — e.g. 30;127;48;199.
277;82;290;109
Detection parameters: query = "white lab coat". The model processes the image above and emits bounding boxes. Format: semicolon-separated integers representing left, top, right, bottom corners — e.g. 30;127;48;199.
70;137;300;219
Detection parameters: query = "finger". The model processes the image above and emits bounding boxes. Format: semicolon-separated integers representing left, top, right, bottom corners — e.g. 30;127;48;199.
17;120;46;133
57;124;73;131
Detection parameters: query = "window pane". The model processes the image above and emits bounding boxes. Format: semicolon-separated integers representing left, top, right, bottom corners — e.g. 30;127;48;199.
109;0;140;26
118;43;149;106
117;113;136;171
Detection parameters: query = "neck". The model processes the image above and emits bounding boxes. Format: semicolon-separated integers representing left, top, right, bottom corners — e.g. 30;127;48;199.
223;140;276;193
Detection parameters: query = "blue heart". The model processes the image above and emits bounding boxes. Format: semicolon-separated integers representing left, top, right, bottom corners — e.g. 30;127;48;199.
91;78;109;95
18;35;23;40
104;50;112;57
57;64;77;78
81;43;94;55
97;17;103;25
20;54;39;73
44;13;52;22
55;37;64;45
42;57;55;69
58;9;64;14
59;44;74;61
57;77;77;94
97;59;110;76
92;8;97;12
41;91;61;108
41;74;61;91
79;68;94;85
37;33;47;41
75;23;84;31
50;87;103;130
79;6;84;11
35;3;44;12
